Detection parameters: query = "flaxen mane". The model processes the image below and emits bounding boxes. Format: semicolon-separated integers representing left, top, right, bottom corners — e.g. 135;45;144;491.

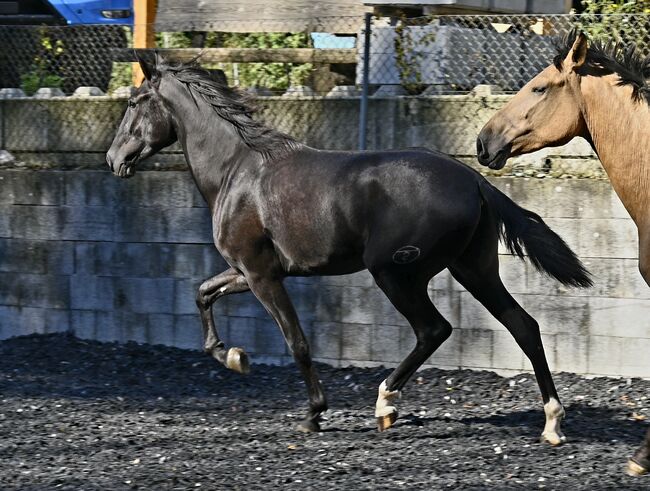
554;29;650;104
160;60;301;161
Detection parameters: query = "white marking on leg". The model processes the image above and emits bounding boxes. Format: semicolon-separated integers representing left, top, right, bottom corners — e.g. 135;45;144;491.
375;380;401;418
219;286;227;293
541;397;566;445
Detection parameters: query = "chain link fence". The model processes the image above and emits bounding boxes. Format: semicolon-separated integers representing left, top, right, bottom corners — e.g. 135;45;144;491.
0;14;648;167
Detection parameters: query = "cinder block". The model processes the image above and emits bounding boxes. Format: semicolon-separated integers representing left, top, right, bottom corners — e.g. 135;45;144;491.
65;171;117;206
94;311;125;343
459;291;505;331
226;316;259;353
0;305;40;338
174;279;200;315
584;297;650;339
0;238;48;274
490;330;526;371
0;272;70;309
371;323;407;364
311;321;342;360
6;206;115;242
428;327;461;368
171;244;226;278
341;322;372;361
226;290;270;319
121;313;151;344
71;310;96;340
429;288;462;327
114;277;175;314
75;242;162;277
116;206;213;244
338;285;410;327
117;171;201;208
70;275;114;311
144;313;175;347
459;328;493;369
521;294;589;336
43;309;70;334
586;335;650;378
173;314;203;350
5;170;65;205
554;333;588;374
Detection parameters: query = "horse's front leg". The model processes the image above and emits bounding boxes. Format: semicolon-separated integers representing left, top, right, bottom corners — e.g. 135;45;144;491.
196;267;251;373
246;274;327;432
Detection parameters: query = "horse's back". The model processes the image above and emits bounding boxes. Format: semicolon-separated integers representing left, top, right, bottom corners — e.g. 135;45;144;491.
250;147;484;276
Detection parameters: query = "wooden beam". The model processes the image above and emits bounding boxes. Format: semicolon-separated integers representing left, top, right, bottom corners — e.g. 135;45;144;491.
118;48;358;64
132;0;157;86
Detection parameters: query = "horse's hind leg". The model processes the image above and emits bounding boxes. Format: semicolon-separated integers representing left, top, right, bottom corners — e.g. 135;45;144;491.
196;267;251;374
449;247;564;445
371;270;452;431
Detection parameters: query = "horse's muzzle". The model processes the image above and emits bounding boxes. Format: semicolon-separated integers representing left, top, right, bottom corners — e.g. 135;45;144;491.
476;132;511;170
106;152;137;178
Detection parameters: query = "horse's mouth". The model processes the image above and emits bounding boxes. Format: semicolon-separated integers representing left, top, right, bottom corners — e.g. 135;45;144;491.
117;155;140;178
485;147;510;170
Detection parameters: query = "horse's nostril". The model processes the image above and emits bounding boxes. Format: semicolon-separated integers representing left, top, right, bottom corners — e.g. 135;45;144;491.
476;137;486;158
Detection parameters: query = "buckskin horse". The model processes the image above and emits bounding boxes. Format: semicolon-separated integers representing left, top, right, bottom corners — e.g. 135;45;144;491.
106;52;591;443
477;29;650;476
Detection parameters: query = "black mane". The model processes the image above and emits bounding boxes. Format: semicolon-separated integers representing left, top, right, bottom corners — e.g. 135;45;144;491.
554;29;650;104
159;60;301;161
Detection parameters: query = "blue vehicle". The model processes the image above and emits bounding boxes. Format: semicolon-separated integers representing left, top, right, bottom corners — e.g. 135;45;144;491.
0;0;133;25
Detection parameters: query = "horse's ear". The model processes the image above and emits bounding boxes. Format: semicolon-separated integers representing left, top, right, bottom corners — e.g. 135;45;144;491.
153;50;165;69
134;49;157;82
564;31;588;71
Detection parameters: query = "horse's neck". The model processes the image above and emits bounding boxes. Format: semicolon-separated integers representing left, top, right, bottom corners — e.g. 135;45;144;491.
174;100;257;208
581;75;650;224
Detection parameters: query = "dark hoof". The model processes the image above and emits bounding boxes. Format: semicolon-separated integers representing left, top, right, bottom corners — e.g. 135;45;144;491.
225;347;250;374
627;459;648;477
377;411;398;432
296;419;321;433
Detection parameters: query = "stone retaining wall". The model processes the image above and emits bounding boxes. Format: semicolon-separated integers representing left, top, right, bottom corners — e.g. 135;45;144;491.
1;169;648;378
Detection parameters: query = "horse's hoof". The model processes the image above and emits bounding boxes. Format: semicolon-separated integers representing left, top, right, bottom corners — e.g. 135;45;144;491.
226;347;250;374
626;459;648;477
540;431;566;446
377;411;398;432
296;419;321;433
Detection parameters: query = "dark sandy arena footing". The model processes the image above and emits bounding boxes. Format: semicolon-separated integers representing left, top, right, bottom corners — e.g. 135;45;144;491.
0;333;648;490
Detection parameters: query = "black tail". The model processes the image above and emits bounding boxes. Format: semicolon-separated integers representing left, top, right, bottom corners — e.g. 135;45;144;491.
478;180;593;288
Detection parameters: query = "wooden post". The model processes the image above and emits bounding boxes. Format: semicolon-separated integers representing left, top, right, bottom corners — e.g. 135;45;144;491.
132;0;157;86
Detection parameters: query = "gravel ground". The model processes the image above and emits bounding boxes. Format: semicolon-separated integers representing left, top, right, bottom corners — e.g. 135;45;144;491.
0;333;648;490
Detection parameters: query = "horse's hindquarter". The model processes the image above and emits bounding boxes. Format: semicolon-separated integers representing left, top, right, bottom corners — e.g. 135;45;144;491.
254;149;482;276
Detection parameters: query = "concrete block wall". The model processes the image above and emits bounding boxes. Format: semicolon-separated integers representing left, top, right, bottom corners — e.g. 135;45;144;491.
1;169;649;378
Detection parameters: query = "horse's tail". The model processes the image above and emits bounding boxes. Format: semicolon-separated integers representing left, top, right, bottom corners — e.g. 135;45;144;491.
478;179;593;288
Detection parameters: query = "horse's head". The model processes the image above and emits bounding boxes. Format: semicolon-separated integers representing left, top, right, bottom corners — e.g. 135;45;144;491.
106;53;177;178
476;32;590;170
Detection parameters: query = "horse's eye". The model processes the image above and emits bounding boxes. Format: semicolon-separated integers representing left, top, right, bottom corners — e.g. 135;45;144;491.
128;100;136;108
532;86;547;94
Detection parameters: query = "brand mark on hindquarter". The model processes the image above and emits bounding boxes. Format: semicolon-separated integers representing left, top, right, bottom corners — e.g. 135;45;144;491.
392;245;420;264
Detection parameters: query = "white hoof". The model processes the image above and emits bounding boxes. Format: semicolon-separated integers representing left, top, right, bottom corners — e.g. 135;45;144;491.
541;398;566;446
375;380;400;431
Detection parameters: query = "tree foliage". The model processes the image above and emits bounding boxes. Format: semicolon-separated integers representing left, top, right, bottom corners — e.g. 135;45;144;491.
578;0;650;50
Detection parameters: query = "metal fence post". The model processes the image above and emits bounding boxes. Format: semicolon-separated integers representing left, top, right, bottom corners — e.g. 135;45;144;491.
359;12;372;151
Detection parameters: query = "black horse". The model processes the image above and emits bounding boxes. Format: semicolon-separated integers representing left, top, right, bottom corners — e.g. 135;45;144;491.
106;53;592;440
